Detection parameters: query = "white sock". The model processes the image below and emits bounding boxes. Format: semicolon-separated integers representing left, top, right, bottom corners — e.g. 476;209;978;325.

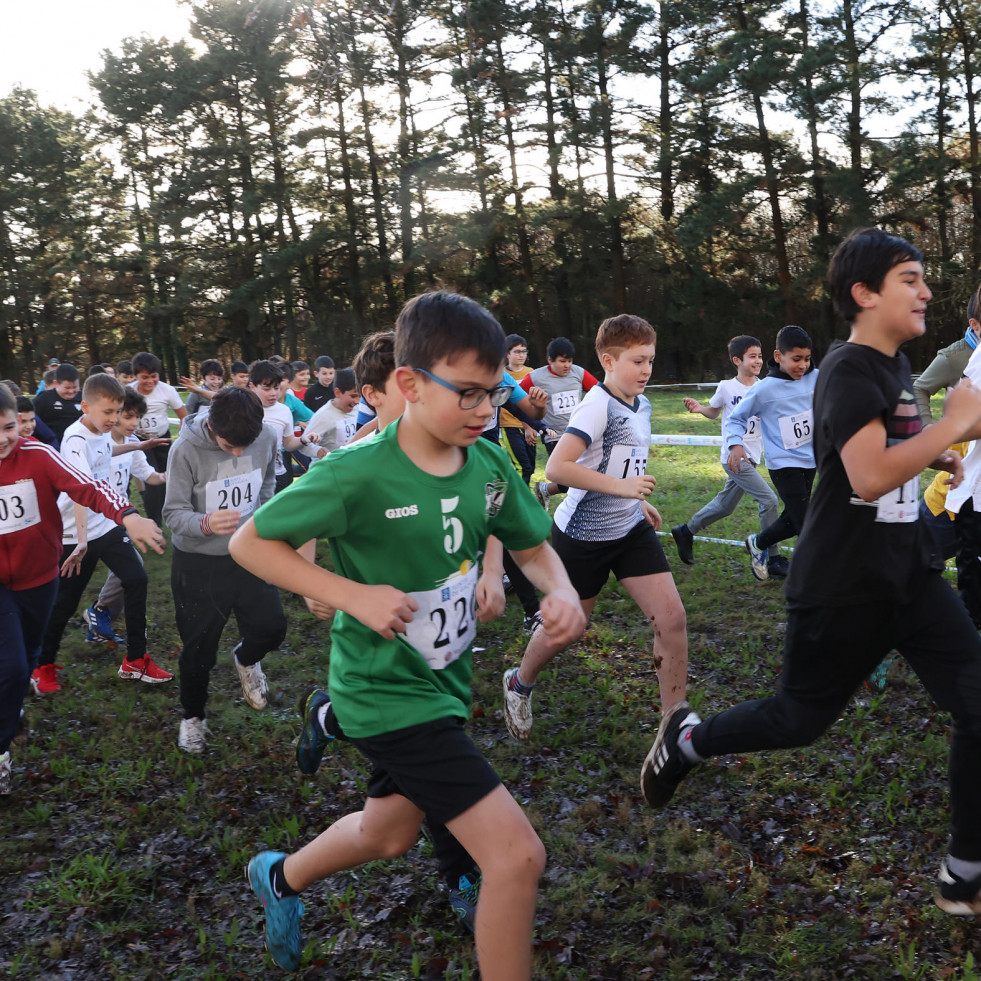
677;717;703;763
316;704;330;731
946;856;981;881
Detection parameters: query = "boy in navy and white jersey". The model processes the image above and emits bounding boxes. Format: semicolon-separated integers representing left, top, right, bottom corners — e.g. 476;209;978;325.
502;315;689;741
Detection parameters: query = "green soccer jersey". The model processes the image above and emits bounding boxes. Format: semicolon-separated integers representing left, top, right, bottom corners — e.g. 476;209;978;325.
252;420;552;738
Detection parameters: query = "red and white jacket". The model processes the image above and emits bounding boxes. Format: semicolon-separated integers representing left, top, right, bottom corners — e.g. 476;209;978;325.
0;437;135;590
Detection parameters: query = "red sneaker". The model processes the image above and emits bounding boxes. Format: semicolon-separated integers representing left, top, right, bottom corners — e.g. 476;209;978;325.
30;664;62;695
118;655;173;684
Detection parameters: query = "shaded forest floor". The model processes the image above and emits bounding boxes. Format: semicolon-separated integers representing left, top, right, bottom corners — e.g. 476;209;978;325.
2;389;980;979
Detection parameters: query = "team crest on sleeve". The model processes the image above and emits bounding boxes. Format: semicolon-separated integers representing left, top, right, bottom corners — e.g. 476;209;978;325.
484;480;508;516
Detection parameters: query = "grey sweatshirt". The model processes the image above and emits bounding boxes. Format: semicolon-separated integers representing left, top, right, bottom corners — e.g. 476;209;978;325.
163;411;278;555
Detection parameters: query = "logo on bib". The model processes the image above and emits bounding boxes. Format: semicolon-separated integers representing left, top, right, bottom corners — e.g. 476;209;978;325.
484;480;507;517
385;504;419;519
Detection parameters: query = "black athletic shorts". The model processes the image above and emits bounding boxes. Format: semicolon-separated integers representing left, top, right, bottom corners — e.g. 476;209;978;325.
551;519;671;600
349;715;501;826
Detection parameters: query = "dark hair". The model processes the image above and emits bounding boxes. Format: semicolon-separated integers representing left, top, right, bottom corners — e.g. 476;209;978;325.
83;373;125;403
314;355;335;370
0;386;14;415
505;333;527;352
728;335;762;361
43;369;56;385
87;364;107;376
208;387;264;447
132;352;163;376
278;361;296;382
55;364;80;383
101;363;114;371
121;389;147;416
249;360;284;387
16;396;34;414
968;286;981;324
547;336;575;360
352;331;395;394
116;360;133;376
291;360;309;373
268;354;287;365
1;380;21;396
333;367;357;394
230;361;248;375
200;359;224;379
595;316;656;357
394;291;505;373
775;325;812;353
828;227;924;324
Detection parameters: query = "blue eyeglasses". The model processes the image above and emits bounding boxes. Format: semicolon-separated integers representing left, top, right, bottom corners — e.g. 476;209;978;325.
412;368;511;409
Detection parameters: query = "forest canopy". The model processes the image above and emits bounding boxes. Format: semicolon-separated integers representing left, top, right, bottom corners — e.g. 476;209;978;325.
2;0;980;386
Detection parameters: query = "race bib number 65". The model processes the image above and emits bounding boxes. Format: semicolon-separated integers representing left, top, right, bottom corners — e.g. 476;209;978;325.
405;564;479;669
778;410;813;450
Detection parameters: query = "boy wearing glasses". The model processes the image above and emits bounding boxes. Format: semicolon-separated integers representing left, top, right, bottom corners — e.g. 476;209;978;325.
231;291;584;977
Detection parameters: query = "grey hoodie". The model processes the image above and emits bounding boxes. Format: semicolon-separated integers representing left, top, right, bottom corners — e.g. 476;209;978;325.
163;411;278;555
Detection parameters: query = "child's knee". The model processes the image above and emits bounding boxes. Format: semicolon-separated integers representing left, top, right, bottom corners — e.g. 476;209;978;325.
651;601;686;642
483;827;546;884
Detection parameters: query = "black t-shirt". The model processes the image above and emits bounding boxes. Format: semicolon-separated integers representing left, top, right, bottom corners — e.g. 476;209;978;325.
33;389;83;441
785;341;942;607
304;382;333;413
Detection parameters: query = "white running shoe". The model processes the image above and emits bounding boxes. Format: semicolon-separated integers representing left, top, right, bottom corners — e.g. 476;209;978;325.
745;534;769;581
178;717;209;754
0;751;11;794
233;645;269;710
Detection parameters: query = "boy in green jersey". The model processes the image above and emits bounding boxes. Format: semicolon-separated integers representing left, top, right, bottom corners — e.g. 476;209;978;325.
230;292;585;977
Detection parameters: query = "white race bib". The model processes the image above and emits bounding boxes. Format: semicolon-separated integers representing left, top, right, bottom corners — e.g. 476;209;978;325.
607;443;649;480
551;389;580;416
205;469;262;516
405;564;479;670
778;410;813;450
138;413;162;437
336;417;358;447
875;476;919;523
0;481;41;535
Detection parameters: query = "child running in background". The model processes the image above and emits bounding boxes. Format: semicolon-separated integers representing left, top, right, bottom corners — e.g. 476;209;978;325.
304;367;361;456
641;226;981;919
164;386;285;753
84;388;167;645
671;335;783;575
724;325;818;581
502;315;688;741
520;336;599;509
32;374;174;694
183;360;225;417
0;386;165;793
230;291;584;976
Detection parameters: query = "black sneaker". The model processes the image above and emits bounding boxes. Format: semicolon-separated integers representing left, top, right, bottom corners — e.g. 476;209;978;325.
295;687;335;775
671;524;694;565
640;700;701;808
767;554;790;579
448;871;480;934
936;860;981;915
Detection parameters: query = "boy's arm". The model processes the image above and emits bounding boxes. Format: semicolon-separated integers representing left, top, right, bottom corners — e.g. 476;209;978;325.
229;518;419;639
508;540;586;646
476;536;506;622
296;538;336;620
112;438;170;455
682;397;721;420
912;351;961;423
180;377;213;399
545;431;656;499
61;503;89;577
161;448;237;539
841;378;981;501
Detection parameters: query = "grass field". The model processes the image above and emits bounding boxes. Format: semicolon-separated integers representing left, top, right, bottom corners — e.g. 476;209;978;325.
2;387;980;980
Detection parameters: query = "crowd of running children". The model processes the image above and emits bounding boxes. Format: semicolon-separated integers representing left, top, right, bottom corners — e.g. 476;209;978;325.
3;227;981;977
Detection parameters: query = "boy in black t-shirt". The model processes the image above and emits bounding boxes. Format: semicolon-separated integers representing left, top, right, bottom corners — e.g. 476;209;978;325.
302;356;336;412
641;227;981;917
33;364;82;441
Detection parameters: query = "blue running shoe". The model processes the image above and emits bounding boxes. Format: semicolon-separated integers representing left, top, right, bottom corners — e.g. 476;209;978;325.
84;603;125;644
864;649;900;692
247;851;305;971
448;871;480;934
296;688;335;776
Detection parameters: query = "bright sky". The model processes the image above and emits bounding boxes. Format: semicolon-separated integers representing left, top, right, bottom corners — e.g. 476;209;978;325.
0;0;193;109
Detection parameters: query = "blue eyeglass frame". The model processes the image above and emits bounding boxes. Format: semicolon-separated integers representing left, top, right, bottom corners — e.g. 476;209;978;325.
412;368;512;409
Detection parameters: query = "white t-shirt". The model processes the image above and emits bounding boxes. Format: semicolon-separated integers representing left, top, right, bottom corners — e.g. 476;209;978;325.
110;435;158;497
554;385;653;542
305;400;360;453
263;401;295;476
129;381;183;438
710;377;764;465
943;346;981;513
57;420;116;543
